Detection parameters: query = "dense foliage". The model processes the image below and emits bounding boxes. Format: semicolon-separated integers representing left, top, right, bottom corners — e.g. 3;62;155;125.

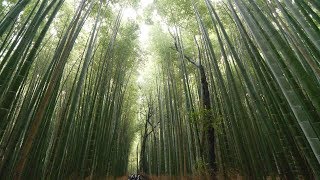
0;0;319;179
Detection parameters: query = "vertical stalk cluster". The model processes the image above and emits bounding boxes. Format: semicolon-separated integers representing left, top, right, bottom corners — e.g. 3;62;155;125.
0;0;139;179
145;0;320;178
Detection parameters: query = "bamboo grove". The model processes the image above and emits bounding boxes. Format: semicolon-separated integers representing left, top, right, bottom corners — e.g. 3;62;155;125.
0;0;320;179
0;0;139;178
138;0;320;179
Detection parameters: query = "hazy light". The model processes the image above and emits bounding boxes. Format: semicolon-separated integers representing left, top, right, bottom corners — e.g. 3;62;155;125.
139;24;150;45
140;0;154;8
2;1;8;6
137;74;145;84
123;7;137;20
50;28;57;36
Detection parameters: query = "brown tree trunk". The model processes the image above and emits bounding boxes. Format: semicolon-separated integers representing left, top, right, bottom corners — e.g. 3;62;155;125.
139;119;149;173
139;104;153;174
199;65;216;175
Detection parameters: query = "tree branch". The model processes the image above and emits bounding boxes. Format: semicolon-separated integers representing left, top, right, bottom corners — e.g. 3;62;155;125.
171;43;200;68
194;36;202;66
146;121;160;137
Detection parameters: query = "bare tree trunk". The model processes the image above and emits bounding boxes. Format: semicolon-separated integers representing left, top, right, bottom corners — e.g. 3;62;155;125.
139;116;149;173
139;101;157;175
199;65;216;174
171;31;216;176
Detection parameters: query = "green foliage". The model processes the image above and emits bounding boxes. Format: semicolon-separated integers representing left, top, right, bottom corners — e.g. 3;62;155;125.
189;108;223;133
0;0;320;179
192;159;209;176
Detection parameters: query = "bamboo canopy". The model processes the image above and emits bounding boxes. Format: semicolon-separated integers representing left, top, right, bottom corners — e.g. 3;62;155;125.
0;0;319;179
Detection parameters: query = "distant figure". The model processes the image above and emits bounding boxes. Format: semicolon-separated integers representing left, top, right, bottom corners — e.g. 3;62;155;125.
128;174;142;180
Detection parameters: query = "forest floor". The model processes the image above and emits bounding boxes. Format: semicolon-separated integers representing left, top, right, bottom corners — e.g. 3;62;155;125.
86;175;304;180
103;174;254;180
